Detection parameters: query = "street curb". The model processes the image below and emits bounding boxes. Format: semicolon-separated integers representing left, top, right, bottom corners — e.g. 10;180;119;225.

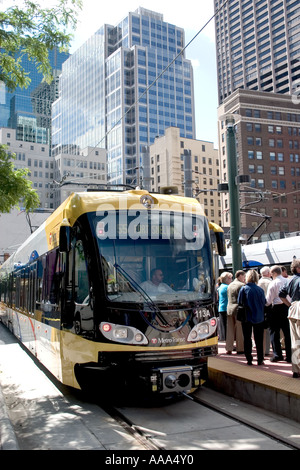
0;385;19;450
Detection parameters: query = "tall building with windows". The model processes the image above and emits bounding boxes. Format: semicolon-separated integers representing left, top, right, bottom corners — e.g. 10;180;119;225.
149;127;221;226
218;89;300;237
215;0;300;238
215;0;300;105
0;49;69;146
52;7;195;185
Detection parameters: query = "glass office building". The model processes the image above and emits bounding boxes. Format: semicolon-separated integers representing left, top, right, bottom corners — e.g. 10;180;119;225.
52;7;195;184
0;49;69;145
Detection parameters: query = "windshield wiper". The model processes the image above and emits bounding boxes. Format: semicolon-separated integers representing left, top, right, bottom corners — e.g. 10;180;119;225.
113;264;193;332
113;264;168;326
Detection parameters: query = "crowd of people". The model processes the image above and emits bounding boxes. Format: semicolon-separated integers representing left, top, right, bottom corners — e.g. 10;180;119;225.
216;258;300;378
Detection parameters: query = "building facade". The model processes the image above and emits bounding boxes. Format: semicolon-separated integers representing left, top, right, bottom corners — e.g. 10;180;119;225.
218;88;300;237
215;0;300;105
0;49;69;147
53;146;107;207
149;127;221;226
0;128;55;209
215;0;300;239
52;7;195;186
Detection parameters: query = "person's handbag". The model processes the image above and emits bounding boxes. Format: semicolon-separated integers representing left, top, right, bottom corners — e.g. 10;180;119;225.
237;305;247;322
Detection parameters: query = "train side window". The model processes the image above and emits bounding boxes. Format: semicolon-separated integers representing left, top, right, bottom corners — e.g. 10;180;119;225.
23;268;29;311
15;274;21;308
10;273;16;307
74;240;89;304
47;250;61;304
20;269;25;309
28;265;36;315
36;257;45;308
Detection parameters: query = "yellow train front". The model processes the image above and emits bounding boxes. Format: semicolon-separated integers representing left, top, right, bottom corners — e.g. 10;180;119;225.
0;188;225;397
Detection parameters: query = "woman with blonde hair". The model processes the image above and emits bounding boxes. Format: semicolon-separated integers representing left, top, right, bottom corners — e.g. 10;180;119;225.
237;270;266;365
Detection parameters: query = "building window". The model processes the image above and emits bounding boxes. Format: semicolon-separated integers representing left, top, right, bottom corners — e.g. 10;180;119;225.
271;166;277;175
258;179;264;188
279;180;286;189
272;180;278;188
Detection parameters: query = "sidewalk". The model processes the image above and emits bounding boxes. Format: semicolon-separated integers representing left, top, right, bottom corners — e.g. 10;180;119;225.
217;341;294;379
208;341;300;423
0;385;19;450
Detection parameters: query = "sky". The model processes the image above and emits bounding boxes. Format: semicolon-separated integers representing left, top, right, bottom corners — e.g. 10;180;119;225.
3;0;219;146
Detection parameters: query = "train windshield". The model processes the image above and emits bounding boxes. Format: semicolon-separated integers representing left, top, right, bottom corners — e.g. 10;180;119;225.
91;211;213;304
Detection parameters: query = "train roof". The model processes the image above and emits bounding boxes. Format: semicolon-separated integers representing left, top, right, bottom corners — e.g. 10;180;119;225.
1;189;210;272
220;235;300;270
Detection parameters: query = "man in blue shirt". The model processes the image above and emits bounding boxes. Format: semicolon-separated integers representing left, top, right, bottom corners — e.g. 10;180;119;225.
238;270;265;365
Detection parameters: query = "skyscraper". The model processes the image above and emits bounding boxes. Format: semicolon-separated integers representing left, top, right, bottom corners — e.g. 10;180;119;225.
52;7;195;185
0;49;69;146
215;0;300;105
215;0;300;238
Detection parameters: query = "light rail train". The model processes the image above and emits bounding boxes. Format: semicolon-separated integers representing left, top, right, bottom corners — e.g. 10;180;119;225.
0;188;225;396
219;235;300;272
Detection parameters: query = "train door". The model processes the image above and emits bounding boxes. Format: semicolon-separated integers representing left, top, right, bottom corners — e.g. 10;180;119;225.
64;229;94;337
28;263;37;356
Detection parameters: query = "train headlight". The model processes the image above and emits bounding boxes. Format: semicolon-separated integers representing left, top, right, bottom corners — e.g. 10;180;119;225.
189;330;198;340
187;317;217;342
100;322;148;345
198;324;209;335
113;328;128;339
135;333;144;343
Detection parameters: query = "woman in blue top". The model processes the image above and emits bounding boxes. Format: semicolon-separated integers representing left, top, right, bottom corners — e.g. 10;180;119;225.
238;270;266;366
217;272;233;341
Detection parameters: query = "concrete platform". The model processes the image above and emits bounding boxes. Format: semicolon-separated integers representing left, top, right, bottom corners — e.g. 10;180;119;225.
208;342;300;423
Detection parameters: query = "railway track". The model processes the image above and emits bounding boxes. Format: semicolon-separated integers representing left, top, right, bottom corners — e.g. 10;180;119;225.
97;388;298;451
100;403;165;450
181;391;299;450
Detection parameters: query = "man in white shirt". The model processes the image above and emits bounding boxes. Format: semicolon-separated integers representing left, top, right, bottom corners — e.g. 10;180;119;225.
266;265;291;362
258;266;272;356
258;266;272;294
141;269;174;296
